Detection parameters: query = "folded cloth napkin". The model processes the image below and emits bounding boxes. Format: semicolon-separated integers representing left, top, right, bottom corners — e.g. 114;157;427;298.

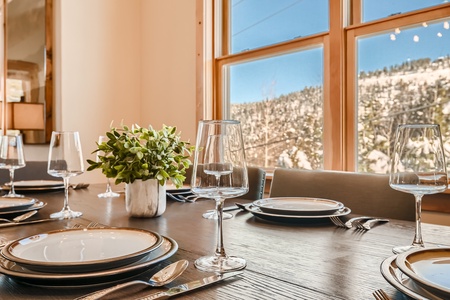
166;190;194;202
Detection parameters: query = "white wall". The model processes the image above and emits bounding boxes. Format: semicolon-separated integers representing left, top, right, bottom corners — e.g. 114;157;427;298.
140;1;197;142
25;0;197;184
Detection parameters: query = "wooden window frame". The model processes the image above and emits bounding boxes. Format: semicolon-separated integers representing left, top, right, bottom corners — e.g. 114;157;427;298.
197;0;450;172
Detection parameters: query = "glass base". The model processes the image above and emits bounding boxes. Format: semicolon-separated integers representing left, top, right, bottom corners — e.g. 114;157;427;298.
98;191;120;198
50;208;82;219
392;243;425;254
194;255;246;272
202;210;233;220
3;193;24;198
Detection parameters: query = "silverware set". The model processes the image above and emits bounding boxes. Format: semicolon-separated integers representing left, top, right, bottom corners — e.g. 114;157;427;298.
71;221;242;300
330;215;389;230
166;191;198;202
75;260;189;300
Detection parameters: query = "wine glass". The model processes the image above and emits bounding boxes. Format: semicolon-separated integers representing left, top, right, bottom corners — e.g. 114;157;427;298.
191;120;249;272
0;135;26;198
389;124;447;254
96;136;120;198
47;131;85;219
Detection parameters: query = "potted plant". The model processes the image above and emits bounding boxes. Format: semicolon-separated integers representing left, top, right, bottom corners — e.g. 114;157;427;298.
87;124;194;217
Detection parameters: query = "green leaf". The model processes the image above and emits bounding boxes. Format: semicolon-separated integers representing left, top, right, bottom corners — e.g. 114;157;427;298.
86;123;194;184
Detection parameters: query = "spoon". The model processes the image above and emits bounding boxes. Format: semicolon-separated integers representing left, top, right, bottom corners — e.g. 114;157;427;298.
0;210;37;223
75;259;189;300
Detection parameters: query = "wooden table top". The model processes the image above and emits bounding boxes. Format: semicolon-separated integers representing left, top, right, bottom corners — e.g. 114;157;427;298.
0;184;449;300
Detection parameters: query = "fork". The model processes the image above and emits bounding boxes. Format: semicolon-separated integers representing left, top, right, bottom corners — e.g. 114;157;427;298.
356;218;389;230
329;216;346;228
372;289;391;300
344;216;374;228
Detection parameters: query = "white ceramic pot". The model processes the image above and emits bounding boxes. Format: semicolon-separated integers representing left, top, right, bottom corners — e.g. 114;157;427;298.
125;179;166;217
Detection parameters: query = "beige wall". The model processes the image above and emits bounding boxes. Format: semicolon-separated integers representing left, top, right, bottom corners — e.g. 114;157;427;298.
25;0;197;184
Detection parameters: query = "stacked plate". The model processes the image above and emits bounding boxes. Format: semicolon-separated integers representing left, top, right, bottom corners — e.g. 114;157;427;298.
246;197;351;222
381;247;450;299
0;227;178;287
0;197;46;217
2;180;64;192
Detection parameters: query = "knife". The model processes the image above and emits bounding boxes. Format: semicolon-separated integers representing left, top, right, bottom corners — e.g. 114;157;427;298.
205;205;240;213
0;218;58;228
134;271;243;300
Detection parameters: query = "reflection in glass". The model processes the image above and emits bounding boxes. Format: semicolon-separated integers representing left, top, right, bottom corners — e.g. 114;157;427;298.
7;0;53;144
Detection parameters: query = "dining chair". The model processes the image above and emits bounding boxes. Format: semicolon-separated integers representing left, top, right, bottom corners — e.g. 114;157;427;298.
0;161;57;184
184;165;266;201
269;168;415;221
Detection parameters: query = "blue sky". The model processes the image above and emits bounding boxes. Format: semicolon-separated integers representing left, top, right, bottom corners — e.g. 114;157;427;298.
229;0;450;104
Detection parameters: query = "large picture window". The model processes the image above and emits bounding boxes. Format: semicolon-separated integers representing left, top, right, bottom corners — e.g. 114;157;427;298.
209;0;450;173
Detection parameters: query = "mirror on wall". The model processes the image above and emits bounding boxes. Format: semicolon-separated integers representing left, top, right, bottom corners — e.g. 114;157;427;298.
6;0;52;144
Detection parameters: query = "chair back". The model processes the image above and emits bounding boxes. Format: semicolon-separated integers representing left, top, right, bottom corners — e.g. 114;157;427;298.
243;166;266;200
185;165;266;200
269;168;415;221
0;161;57;185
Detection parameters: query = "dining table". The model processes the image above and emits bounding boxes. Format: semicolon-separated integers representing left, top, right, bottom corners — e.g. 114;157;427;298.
0;183;449;300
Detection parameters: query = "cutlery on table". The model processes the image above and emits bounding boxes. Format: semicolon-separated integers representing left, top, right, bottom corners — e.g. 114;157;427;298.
205;205;240;214
166;192;187;202
372;289;392;300
329;216;346;228
356;218;389;230
177;194;199;202
234;202;250;211
344;216;374;228
0;210;37;223
133;271;243;300
75;260;189;300
70;183;90;190
0;218;59;228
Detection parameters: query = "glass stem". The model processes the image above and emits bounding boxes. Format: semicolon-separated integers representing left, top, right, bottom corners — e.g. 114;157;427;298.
214;197;226;258
213;174;227;258
105;178;113;193
412;194;424;247
8;169;15;195
63;177;71;211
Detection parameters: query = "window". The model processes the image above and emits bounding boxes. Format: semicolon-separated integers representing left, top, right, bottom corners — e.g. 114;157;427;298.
205;0;450;173
229;0;328;53
356;20;450;173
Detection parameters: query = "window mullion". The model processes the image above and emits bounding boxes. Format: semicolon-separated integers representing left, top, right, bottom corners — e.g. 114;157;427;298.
326;0;345;170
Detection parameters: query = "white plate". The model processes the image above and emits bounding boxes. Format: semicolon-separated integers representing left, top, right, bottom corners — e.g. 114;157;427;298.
380;255;442;300
396;247;450;298
245;204;351;223
1;228;163;273
0;197;36;212
2;180;64;192
0;201;46;217
6;180;64;188
253;197;344;215
0;236;178;287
